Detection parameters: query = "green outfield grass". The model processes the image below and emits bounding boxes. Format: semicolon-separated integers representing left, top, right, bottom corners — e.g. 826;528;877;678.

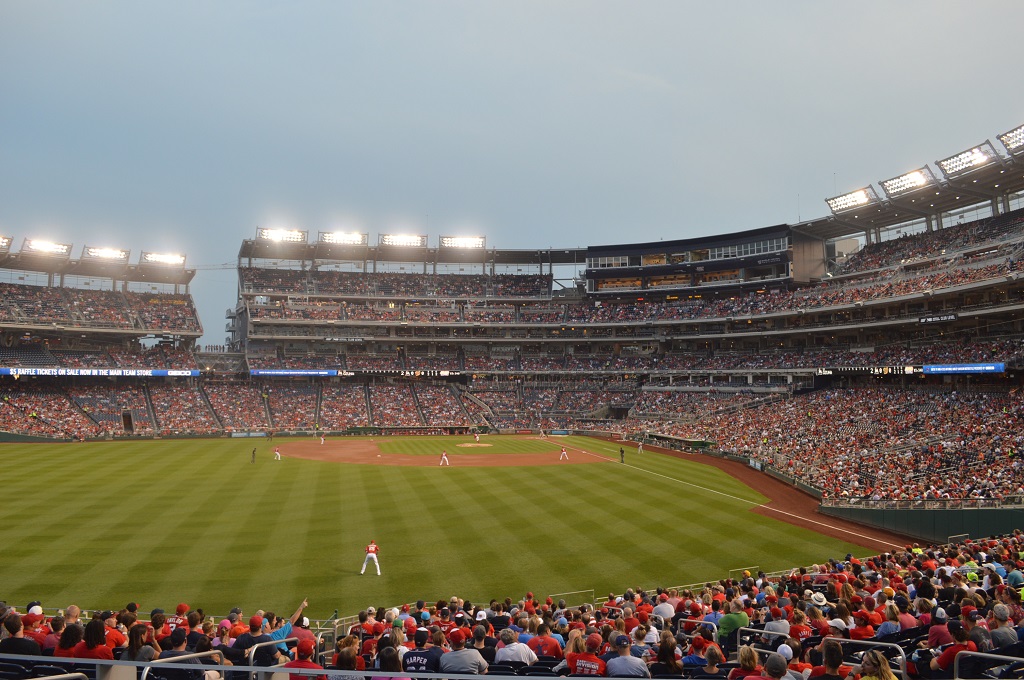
0;435;867;619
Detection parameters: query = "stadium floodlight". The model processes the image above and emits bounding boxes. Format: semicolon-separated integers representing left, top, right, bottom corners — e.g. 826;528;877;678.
141;251;186;266
0;236;11;254
937;141;998;177
379;233;427;248
825;186;880;214
880;166;936;198
319;231;368;246
82;245;130;262
256;227;308;243
998;123;1024;153
439;235;486;249
23;238;72;256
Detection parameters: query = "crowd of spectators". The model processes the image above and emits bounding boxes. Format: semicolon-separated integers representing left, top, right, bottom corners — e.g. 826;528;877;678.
202;383;271;431
415;385;469;426
67;385;154;434
318;385;370;429
266;385;319;430
148;384;221;435
642;386;1024;502
368;384;424;427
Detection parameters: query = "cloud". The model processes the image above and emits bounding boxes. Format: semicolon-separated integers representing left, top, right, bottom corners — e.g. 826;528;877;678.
612;67;677;93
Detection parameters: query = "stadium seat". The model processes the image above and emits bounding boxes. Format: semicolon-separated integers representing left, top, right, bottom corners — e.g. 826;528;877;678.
0;663;28;680
518;668;557;676
488;664;518;676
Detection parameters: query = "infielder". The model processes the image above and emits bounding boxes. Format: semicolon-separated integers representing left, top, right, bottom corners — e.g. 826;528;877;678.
474;433;480;443
559;446;568;461
440;450;450;466
320;433;325;445
361;540;380;575
274;447;282;460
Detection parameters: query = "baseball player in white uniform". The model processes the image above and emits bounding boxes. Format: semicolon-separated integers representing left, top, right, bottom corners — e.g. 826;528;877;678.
361;540;380;575
440;450;450;466
274;447;282;460
559;446;568;461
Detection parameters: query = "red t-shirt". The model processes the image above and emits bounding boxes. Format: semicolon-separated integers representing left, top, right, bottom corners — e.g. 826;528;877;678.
284;659;326;680
935;642;977;671
73;642;115;660
105;625;128;648
527;635;563;660
567;652;606;675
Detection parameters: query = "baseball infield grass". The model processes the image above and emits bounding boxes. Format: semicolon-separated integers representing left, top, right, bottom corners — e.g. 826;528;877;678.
0;435;865;618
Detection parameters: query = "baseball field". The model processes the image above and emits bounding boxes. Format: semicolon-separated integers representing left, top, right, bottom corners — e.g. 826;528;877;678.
0;434;893;618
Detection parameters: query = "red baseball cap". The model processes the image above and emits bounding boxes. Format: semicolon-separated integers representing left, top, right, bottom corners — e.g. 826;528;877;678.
448;628;465;645
249;616;263;629
176;603;190;615
297;639;315;658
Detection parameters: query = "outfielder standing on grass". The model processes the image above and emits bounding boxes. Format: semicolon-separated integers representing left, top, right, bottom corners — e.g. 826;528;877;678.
361;539;381;575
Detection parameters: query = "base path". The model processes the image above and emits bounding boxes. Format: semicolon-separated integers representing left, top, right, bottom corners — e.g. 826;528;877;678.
283;439;609;467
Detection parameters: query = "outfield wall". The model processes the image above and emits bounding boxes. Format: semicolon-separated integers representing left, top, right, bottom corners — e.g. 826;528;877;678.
820;505;1024;544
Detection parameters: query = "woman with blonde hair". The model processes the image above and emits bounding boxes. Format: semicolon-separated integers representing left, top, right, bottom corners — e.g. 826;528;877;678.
855;649;898;680
726;645;762;680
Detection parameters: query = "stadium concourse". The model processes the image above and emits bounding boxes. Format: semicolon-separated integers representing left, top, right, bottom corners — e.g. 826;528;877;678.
4;533;1024;678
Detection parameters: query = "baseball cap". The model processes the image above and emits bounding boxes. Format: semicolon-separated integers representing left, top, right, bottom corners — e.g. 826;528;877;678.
150;608;165;618
777;644;794;661
690;636;707;650
170;628;188;647
99;610;115;621
299;617;310;627
448;628;465;645
126;603;139;613
372;623;385;635
297;639;315;658
476;611;487;621
420;611;431;621
585;633;602;651
933;608;948;622
615;634;631;647
414;629;429;646
21;613;43;627
948;620;964;634
765;653;788;678
176;603;189;615
828;618;847;631
249;615;263;629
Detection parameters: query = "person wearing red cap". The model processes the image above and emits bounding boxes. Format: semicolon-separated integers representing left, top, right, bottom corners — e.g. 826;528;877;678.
566;632;607;675
438;628;488;675
233;614;283;666
168;603;191;634
0;613;42;656
284;639;326;680
361;539;381;575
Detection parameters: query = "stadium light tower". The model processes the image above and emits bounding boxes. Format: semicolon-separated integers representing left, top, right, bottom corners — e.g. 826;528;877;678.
22;238;72;257
825;186;880;214
937;141;999;178
140;251;186;266
0;235;11;255
256;227;308;243
439;235;486;249
879;166;937;199
82;245;130;262
319;231;368;246
379;233;427;248
998;123;1024;155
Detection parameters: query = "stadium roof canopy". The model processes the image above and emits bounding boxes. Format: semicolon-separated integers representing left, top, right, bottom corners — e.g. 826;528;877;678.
238;238;588;267
0;240;195;285
797;132;1024;242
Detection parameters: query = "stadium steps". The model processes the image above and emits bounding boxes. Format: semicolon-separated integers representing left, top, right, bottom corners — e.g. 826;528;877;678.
142;384;159;430
314;384;323;428
362;384;373;424
409;384;428;425
198;385;225;429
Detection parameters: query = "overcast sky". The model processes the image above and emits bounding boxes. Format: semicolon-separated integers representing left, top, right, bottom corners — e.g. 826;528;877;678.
2;1;1023;345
